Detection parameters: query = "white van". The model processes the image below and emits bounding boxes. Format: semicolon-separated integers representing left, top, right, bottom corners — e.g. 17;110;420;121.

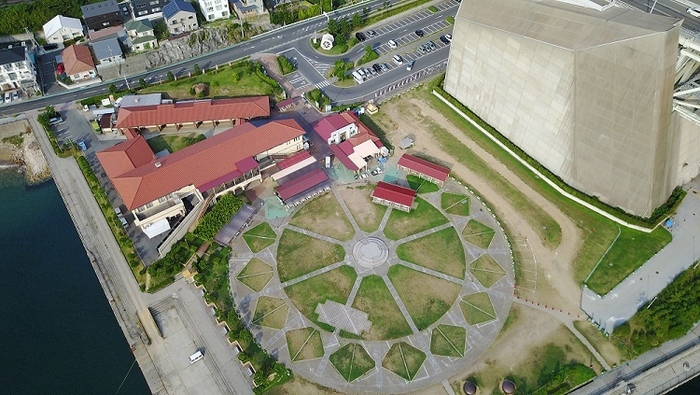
688;7;700;18
189;350;204;363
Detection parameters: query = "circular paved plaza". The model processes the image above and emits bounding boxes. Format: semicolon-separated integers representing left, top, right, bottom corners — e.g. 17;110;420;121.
231;179;515;393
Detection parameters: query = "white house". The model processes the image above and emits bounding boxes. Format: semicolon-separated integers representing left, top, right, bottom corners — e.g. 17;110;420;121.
124;19;158;51
162;0;199;34
197;0;230;21
43;15;84;44
0;44;37;94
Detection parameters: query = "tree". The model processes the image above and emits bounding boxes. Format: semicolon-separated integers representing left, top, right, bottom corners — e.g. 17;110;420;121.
363;6;370;16
108;83;118;94
166;71;175;82
352;12;363;28
193;63;201;75
153;20;170;41
139;78;147;89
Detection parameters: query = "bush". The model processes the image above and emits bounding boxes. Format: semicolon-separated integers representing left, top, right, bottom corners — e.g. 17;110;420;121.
277;55;296;75
357;45;379;66
193;193;245;240
446;16;455;24
428;5;438;12
306;88;331;111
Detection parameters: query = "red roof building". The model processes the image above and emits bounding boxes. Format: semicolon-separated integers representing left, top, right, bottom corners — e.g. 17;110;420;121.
97;118;305;211
276;168;329;203
115;97;270;131
312;111;384;171
371;181;416;212
61;44;96;82
397;154;450;186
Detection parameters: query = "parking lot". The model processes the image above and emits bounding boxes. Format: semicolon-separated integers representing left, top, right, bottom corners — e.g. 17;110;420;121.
374;19;452;55
361;0;458;40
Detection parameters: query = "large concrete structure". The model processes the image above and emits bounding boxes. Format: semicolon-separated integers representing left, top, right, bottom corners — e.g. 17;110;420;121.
445;0;682;216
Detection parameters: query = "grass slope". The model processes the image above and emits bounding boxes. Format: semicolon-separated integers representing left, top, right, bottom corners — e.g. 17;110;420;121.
351;275;413;340
384;196;449;240
276;229;346;282
289;193;355;241
396;227;466;278
236;258;274;292
243;222;277;253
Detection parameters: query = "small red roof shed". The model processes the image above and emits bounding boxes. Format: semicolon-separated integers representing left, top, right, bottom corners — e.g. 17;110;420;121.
371;181;416;209
397;154;450;185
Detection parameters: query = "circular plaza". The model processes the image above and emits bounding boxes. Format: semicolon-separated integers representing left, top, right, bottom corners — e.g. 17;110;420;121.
231;175;515;393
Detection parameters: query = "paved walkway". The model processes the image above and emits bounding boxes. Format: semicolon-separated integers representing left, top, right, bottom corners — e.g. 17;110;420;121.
229;178;516;393
582;186;700;333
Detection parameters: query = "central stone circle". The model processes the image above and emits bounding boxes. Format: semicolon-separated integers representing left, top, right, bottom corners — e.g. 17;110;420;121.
352;237;389;268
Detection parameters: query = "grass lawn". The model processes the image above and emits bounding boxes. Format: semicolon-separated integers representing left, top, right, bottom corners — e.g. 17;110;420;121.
335;78;357;88
351;275;413;340
388;265;461;330
252;296;289;329
396;227;466;279
286;327;324;361
462;219;495;249
441;192;470;216
236;258;274;292
469;254;506;288
383;197;449;240
382;342;426;381
276;229;346;282
585;226;672;295
430;324;467;357
284;266;357;331
337;185;387;233
146;134;205;154
289;193;355;241
243;222;277;253
140;61;283;101
329;343;375;382
460;292;497;325
407;174;440;194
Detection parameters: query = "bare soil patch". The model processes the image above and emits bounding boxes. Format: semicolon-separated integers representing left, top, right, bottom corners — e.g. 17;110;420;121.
336;184;387;233
286;327;324;361
253;296;288;329
236;258;274;292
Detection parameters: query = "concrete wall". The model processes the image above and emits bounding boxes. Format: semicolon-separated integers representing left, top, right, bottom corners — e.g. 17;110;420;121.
157;197;206;257
673;110;700;185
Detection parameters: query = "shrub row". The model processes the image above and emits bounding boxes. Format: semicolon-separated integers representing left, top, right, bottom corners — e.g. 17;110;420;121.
194;193;245;240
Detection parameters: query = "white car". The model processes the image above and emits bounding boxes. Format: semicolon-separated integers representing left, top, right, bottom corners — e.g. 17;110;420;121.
688;7;700;18
388;39;397;49
393;54;403;65
4;92;10;103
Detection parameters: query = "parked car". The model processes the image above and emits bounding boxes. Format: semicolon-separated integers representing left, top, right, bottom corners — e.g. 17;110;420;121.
388;39;397;49
11;91;18;101
445;34;452;42
366;30;377;37
48;116;64;126
689;7;700;18
380;63;390;72
393;54;403;65
355;32;367;42
372;63;382;72
4;92;11;103
407;60;415;71
415;29;424;38
428;41;437;50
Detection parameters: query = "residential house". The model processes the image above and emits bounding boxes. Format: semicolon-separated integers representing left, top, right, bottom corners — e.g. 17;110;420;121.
115;96;271;133
371;182;416;212
130;0;169;20
396;154;450;187
82;0;124;31
124;19;158;51
197;0;230;21
90;38;124;68
43;15;84;44
311;111;385;173
162;0;199;34
96;119;305;239
61;45;97;82
0;44;37;94
231;0;264;18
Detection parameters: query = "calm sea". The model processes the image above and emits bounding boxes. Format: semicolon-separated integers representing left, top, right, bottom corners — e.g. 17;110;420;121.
0;169;149;394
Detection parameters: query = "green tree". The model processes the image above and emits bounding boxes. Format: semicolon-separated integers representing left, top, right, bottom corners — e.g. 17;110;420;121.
153;20;169;40
108;83;118;94
166;71;175;82
193;63;201;74
352;12;363;28
139;78;147;89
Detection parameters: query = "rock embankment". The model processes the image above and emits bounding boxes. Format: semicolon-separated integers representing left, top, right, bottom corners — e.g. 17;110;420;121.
0;120;51;184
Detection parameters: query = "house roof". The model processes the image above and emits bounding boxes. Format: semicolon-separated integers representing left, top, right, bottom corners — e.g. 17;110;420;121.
61;45;95;75
276;168;329;201
99;114;112;129
97;119;305;210
163;0;196;20
277;151;312;170
125;19;153;34
132;35;157;45
118;93;162;108
43;15;83;39
311;112;356;141
372;181;416;207
312;111;383;171
91;37;123;61
97;136;156;179
0;46;25;66
397;154;450;183
456;0;680;52
82;0;120;18
88;25;124;40
115;97;270;129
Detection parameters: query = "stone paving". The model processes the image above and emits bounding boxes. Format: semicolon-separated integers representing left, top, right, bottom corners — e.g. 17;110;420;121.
229;177;516;393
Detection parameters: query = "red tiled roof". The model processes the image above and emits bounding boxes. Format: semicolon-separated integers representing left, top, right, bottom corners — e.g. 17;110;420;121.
62;45;95;75
397;154;450;183
311;112;353;140
329;143;360;171
96;136;156;180
99;114;112;129
277;151;312;170
276;168;328;201
115;97;270;129
98;119;305;210
372;181;416;207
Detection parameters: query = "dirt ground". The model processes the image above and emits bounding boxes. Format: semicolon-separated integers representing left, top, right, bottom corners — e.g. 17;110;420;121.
336;184;387;232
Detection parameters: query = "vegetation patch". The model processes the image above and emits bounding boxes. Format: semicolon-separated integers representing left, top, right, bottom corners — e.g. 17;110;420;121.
236;258;274;292
396;227;466;278
329;343;375;382
584;226;672;295
285;266;357;331
388;265;461;330
243;222;277;253
252;296;289;329
357;45;380;66
384;197;449;240
460;292;497;325
430;324;467;357
193;193;245;240
277;55;297;75
406;174;440;194
351;275;412;340
146;133;205;154
428;5;438;12
286;327;324;361
276;229;346;282
462;219;495;249
382;342;426;381
289;193;355;241
469;254;506;288
337;185;387;233
305;88;331;111
441;192;470;216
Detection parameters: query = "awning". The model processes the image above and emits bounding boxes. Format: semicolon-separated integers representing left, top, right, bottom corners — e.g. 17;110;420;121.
142;218;171;239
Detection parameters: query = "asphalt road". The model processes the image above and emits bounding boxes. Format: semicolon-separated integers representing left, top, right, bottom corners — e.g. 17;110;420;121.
0;0;459;117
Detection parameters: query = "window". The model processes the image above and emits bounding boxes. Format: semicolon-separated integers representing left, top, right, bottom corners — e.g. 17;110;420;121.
102;22;110;26
149;0;159;4
138;10;148;15
188;15;193;19
208;14;214;20
222;11;228;17
152;7;161;11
